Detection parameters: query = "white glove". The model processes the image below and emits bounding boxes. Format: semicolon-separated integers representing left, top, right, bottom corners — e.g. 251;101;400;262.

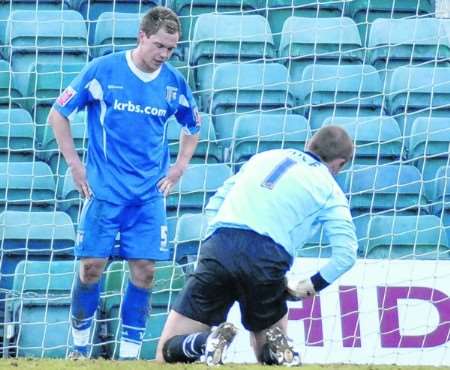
285;278;316;301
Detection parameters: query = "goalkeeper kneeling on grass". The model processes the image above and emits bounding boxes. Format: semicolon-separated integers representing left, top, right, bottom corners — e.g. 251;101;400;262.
155;125;358;366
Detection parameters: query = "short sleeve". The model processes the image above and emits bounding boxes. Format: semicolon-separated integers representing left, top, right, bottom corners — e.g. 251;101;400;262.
53;60;98;119
174;77;201;135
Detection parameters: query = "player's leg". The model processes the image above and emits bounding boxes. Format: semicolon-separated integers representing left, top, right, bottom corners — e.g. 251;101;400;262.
236;229;300;365
70;197;120;359
118;259;155;359
250;313;300;366
118;197;168;359
156;229;238;364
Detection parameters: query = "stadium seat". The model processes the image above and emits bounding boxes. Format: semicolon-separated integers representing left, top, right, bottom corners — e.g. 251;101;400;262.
70;0;158;44
166;112;222;163
230;113;309;170
166;0;260;49
365;214;449;259
210;62;294;145
295;64;384;130
102;260;185;359
346;0;434;45
279;17;363;85
0;0;69;43
387;66;450;138
322;115;403;165
0;161;55;212
4;10;88;107
430;166;450;243
367;18;450;84
3;260;87;358
167;163;232;216
39;110;87;195
408;117;450;199
92;12;140;58
264;0;346;48
0;60;21;108
172;212;208;266
342;164;427;254
0;108;35;162
57;168;82;227
189;14;276;108
22;62;85;143
0;210;75;291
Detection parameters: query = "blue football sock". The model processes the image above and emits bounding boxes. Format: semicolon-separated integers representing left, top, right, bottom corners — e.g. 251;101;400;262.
71;274;101;348
120;280;151;358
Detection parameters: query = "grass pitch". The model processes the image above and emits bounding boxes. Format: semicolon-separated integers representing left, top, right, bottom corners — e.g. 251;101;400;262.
0;360;449;370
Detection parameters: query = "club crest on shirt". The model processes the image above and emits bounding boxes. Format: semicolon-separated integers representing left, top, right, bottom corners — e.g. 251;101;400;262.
166;86;178;103
56;86;77;107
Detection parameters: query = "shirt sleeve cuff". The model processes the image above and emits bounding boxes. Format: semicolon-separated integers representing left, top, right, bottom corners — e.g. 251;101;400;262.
310;272;330;292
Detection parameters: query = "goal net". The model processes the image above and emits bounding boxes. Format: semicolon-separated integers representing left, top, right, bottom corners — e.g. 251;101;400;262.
0;0;449;366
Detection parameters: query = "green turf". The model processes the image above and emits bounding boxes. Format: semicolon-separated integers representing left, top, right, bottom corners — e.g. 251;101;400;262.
0;360;449;370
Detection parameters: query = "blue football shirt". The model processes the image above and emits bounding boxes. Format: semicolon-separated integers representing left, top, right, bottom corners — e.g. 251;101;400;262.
54;50;200;204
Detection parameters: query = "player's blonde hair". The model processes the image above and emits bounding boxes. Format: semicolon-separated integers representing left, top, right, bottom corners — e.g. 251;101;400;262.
307;125;354;164
140;6;181;37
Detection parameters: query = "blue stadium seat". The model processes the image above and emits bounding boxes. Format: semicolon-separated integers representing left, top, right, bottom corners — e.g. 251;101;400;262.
342;164;427;254
190;14;275;108
0;108;35;162
346;0;434;45
70;0;158;44
210;62;293;145
0;0;69;42
367;18;450;84
295;64;384;129
39;110;87;194
388;66;450;138
264;0;346;48
297;226;331;258
92;12;140;58
322;115;403;165
408;117;450;199
0;161;55;212
0;210;75;291
102;260;185;359
172;212;208;265
166;0;260;50
166;112;222;163
23;62;85;144
279;17;363;85
167;163;232;216
431;166;450;243
0;60;21;108
3;260;90;358
4;10;88;108
230;113;309;170
365;215;449;259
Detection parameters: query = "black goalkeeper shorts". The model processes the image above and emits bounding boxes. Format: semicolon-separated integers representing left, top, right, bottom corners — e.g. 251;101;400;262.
172;227;293;332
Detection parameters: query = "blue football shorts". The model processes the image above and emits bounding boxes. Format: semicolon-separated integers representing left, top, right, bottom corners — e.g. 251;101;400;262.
75;195;169;260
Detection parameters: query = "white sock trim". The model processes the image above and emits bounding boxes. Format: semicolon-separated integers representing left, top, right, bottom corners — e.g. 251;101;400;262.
119;339;141;359
72;327;90;347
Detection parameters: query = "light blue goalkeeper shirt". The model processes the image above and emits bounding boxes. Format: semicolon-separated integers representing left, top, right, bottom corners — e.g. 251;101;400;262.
205;149;357;284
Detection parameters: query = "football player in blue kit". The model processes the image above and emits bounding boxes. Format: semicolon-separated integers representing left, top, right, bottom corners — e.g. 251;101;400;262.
156;125;357;366
48;6;199;360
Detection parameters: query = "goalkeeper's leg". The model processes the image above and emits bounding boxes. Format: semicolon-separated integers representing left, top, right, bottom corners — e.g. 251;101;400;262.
70;259;107;358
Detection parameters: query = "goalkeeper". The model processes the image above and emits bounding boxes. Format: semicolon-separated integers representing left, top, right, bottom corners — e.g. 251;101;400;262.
48;6;199;360
156;125;357;366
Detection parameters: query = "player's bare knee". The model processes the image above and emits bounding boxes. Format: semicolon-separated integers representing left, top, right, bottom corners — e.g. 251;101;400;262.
130;262;155;288
80;261;104;284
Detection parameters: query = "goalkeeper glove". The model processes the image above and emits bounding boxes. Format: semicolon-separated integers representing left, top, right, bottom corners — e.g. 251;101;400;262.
285;278;316;301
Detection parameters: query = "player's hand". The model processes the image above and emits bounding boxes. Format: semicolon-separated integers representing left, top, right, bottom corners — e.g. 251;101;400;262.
285;278;316;301
157;165;185;197
70;161;91;199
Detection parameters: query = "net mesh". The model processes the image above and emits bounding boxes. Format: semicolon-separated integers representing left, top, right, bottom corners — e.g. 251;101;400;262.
0;0;449;365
